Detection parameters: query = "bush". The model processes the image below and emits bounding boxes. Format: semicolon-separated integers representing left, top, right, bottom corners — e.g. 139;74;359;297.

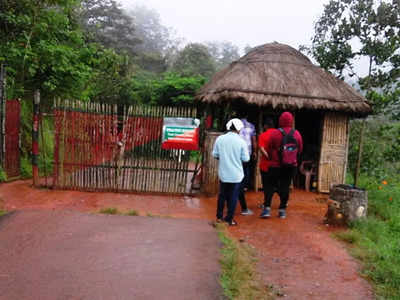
20;156;32;179
0;166;7;182
341;175;400;299
348;118;400;181
344;116;400;298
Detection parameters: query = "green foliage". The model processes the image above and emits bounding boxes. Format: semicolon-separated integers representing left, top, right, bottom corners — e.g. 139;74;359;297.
339;177;400;299
131;72;206;106
0;0;138;108
171;43;216;78
20;156;32;179
0;210;7;217
125;210;139;216
348;119;400;179
0;166;7;182
83;48;137;104
38;116;54;177
19;100;33;179
344;118;400;298
99;207;119;215
0;0;95;104
309;0;400;117
79;0;139;57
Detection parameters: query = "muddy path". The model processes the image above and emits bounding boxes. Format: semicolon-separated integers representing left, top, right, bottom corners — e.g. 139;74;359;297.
0;210;222;300
0;181;374;299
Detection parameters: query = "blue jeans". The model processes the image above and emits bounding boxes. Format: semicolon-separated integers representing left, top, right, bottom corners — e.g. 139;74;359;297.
216;181;242;222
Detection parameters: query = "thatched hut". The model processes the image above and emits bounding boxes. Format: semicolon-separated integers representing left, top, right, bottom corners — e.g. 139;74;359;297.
196;42;371;194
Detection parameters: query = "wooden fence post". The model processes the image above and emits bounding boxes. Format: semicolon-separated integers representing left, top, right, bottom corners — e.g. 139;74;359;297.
32;90;40;186
354;119;365;187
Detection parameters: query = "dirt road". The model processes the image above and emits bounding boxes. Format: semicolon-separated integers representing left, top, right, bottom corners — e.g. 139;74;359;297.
0;180;375;299
0;210;222;300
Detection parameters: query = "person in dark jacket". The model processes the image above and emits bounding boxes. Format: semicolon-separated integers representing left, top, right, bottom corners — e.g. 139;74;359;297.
260;112;303;219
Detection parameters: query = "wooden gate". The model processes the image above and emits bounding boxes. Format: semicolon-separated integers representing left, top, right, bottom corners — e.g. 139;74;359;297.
52;100;198;194
4;99;21;179
318;112;349;193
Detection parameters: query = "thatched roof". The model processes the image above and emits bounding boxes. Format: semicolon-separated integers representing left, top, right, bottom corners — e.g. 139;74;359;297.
196;43;372;116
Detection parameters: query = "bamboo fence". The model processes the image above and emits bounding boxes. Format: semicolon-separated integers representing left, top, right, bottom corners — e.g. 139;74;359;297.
51;100;197;194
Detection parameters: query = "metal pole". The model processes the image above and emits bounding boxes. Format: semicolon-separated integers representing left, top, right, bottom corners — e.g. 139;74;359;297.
32;90;40;186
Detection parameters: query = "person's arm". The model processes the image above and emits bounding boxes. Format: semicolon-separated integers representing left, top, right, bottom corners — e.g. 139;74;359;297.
251;135;257;159
241;141;250;163
259;146;269;159
258;131;270;159
296;131;303;154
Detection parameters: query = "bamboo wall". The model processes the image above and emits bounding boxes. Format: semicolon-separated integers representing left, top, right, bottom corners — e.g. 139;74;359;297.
318;112;349;193
202;131;221;195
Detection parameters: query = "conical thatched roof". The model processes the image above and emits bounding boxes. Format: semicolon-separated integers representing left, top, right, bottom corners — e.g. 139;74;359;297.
196;43;372;116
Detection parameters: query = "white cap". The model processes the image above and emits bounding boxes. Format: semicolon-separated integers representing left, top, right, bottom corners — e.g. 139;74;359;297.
226;118;244;131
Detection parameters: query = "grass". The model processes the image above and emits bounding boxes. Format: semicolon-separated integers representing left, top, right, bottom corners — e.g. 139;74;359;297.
216;223;272;300
0;210;7;217
125;210;139;216
99;207;119;215
99;208;142;216
337;174;400;299
97;208;171;218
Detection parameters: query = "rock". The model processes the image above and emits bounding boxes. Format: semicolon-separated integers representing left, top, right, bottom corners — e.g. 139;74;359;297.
324;184;368;226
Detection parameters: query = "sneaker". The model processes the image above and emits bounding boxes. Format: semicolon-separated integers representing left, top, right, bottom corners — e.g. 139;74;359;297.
225;219;238;226
260;207;271;218
279;209;286;219
240;209;254;216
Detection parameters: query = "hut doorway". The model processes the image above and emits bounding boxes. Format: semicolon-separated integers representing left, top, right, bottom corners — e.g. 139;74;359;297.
294;111;323;191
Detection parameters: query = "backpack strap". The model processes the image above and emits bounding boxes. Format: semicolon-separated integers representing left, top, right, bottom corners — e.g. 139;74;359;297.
279;128;295;137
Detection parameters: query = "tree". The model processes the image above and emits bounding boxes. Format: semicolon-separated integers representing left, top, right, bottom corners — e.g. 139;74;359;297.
128;5;183;73
0;0;94;104
171;43;216;78
79;0;140;57
205;41;240;70
82;47;137;104
129;5;172;55
309;0;400;117
243;44;253;55
130;72;206;106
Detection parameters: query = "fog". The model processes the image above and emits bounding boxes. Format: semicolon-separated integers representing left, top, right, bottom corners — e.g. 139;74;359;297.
119;0;330;51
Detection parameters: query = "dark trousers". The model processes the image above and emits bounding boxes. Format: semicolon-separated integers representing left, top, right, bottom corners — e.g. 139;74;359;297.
216;181;242;222
261;167;295;209
238;162;250;210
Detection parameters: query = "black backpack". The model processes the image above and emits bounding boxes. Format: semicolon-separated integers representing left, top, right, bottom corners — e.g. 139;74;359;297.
278;128;298;167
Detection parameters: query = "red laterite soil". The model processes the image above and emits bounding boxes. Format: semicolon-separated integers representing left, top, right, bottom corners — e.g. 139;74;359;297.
0;180;374;299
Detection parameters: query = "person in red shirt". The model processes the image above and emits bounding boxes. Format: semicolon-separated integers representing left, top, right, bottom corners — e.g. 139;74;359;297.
260;112;303;219
258;118;275;207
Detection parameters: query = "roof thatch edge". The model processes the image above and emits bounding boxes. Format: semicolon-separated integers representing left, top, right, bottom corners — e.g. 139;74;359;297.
196;89;372;116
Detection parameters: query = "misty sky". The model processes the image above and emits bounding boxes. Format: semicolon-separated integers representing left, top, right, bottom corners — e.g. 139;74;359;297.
119;0;330;51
